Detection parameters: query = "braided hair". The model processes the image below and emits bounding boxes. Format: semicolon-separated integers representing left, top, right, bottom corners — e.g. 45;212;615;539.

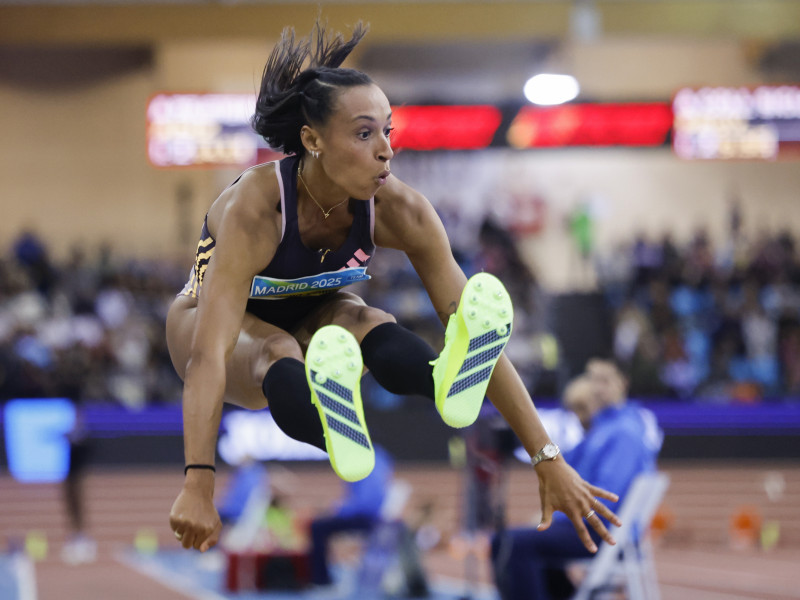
251;21;371;155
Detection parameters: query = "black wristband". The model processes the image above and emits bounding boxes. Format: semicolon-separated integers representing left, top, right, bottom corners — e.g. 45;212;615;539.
184;464;216;475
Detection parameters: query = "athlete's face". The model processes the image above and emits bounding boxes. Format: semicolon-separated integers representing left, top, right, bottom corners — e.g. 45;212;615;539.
316;84;394;200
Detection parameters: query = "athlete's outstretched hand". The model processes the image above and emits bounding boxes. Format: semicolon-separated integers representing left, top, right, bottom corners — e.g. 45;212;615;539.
169;477;222;552
534;458;622;553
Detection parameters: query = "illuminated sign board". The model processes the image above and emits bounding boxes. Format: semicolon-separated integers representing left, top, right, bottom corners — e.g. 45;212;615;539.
146;93;266;168
4;398;75;483
217;410;327;465
673;86;800;160
152;93;786;163
391;105;502;150
508;103;673;148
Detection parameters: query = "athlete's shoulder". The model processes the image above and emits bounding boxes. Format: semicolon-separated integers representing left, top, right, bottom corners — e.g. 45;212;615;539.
232;160;282;203
374;174;429;216
373;174;444;252
207;160;282;239
215;161;281;216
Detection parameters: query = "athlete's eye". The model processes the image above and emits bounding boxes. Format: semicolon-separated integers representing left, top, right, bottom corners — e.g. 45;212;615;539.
358;130;371;140
384;126;394;138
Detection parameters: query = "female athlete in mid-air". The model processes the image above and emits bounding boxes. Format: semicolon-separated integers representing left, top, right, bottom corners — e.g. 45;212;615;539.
166;21;621;554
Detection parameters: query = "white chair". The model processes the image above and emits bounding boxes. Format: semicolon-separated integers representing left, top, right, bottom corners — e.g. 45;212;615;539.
572;471;670;600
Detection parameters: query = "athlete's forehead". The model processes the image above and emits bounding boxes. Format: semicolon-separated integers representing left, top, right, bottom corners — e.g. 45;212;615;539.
332;84;392;124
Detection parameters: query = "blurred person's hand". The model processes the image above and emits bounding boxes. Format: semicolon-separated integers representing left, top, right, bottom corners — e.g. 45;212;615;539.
169;473;222;552
535;458;621;553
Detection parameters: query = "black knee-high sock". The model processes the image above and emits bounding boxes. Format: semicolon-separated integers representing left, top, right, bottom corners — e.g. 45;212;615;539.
262;357;326;451
360;322;437;399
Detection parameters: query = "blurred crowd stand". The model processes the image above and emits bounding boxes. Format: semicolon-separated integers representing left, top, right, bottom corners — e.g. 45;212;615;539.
596;208;800;402
2;201;798;418
0;230;185;408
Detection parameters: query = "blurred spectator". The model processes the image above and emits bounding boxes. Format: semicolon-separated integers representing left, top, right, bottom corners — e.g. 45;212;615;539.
13;228;53;296
60;401;97;565
659;232;683;284
780;318;800;394
490;360;662;600
683;227;715;286
630;232;662;289
476;217;538;311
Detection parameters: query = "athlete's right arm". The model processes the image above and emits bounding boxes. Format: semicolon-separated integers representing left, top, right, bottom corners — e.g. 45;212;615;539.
170;168;280;552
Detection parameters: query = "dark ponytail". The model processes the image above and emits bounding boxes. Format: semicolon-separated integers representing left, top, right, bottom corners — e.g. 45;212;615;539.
251;21;372;155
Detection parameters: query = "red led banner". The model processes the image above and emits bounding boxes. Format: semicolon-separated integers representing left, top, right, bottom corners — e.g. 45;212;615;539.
507;103;673;148
391;105;502;151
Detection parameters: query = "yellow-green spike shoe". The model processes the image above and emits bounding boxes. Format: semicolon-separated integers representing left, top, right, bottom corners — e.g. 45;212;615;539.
431;273;513;428
306;325;374;482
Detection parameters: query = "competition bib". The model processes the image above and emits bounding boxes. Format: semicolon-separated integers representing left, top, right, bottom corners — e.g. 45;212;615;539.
249;266;371;299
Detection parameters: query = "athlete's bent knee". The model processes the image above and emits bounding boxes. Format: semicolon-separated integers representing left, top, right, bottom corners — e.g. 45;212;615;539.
357;306;396;329
262;333;304;364
250;333;304;386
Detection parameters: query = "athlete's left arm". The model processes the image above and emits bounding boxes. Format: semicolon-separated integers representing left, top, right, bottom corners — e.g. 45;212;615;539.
374;178;621;552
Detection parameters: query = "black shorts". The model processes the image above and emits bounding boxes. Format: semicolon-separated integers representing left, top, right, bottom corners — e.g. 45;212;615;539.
245;293;336;333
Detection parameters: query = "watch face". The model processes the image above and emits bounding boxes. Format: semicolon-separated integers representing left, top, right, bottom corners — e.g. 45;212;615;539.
542;443;559;459
532;443;560;465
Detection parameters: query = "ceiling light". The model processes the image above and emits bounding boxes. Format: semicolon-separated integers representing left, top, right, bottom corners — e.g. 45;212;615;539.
524;74;580;106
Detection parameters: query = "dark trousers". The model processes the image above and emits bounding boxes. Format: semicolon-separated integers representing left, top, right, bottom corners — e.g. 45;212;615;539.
491;519;602;600
309;514;377;585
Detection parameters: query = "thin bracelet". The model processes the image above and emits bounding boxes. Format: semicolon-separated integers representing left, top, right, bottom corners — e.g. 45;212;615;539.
184;464;216;475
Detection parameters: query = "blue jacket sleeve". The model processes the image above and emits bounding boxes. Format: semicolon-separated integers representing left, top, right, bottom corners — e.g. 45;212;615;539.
586;430;653;513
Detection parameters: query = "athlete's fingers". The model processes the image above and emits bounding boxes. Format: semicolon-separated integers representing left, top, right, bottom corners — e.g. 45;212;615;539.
585;513;615;546
169;515;184;538
181;529;199;550
592;500;622;529
190;522;217;551
537;498;555;531
192;532;206;551
568;511;598;553
585;484;621;527
588;484;619;504
200;521;223;553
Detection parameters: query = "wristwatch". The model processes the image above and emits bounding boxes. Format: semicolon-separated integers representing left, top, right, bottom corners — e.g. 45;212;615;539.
531;442;560;466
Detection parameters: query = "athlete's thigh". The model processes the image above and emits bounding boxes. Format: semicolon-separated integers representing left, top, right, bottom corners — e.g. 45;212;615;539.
292;291;396;348
166;294;303;409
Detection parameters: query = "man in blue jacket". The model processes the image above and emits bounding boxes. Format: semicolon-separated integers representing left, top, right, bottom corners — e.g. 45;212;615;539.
491;358;662;600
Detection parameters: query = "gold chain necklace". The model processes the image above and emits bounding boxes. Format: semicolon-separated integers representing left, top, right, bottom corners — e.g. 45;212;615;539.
297;162;348;219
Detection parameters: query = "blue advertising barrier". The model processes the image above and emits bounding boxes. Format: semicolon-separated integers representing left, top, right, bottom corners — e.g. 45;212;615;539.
2;399;800;476
3;398;75;483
